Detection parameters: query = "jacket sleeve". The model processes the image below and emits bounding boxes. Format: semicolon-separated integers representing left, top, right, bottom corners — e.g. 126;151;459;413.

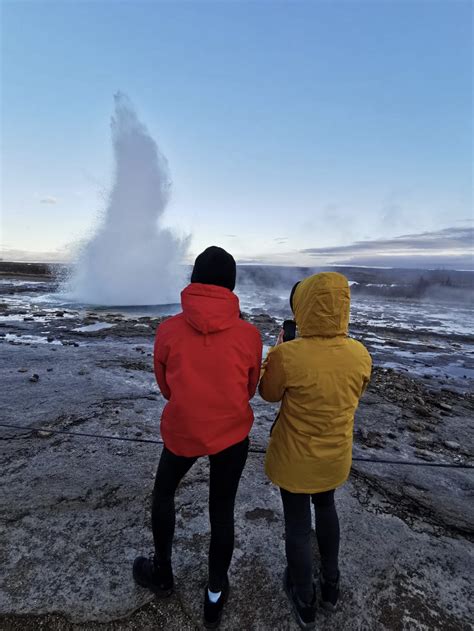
259;347;286;402
247;332;263;399
153;327;171;400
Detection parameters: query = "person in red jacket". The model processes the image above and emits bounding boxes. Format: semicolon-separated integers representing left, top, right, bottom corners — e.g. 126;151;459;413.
133;246;262;629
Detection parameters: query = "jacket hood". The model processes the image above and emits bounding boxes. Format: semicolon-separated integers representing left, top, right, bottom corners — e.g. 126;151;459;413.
181;283;240;334
293;272;350;337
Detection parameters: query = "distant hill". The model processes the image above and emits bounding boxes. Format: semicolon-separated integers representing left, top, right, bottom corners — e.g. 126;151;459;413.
0;261;59;277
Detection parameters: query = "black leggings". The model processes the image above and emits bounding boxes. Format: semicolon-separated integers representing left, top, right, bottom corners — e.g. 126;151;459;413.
152;437;249;592
280;488;340;603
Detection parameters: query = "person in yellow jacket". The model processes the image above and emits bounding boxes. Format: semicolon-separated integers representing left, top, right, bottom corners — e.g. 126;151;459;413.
259;272;371;629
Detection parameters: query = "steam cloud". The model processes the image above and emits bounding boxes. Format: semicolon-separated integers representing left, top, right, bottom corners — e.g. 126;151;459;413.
65;94;189;305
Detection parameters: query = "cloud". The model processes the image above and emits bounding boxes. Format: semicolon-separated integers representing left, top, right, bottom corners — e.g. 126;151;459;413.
274;237;288;244
333;254;474;270
236;250;300;266
40;197;58;205
0;247;70;263
301;226;474;269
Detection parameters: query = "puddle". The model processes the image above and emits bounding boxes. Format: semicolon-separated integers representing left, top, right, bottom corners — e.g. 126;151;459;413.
365;347;441;360
0;310;77;323
0;279;46;286
392;349;439;360
380;359;474;382
0;314;45;323
73;323;115;333
444;363;474;378
4;334;62;345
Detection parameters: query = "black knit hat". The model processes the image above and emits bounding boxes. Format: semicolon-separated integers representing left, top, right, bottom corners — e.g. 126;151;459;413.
191;246;236;291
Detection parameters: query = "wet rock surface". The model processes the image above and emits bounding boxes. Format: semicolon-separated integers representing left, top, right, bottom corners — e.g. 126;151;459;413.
1;279;473;630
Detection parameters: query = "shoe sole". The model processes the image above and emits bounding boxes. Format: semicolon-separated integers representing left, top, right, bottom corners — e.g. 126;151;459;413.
132;567;174;598
283;572;316;630
203;585;229;629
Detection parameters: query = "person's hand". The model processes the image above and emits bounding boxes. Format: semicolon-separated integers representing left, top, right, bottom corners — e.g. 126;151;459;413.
276;329;285;345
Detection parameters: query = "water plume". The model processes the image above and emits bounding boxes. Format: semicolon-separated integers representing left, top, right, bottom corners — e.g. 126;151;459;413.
65;93;189;305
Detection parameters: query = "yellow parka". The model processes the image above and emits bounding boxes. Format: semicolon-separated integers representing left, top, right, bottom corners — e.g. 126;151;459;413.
259;272;372;494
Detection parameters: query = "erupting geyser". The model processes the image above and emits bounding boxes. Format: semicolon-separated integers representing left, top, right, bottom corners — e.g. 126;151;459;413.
66;93;189;305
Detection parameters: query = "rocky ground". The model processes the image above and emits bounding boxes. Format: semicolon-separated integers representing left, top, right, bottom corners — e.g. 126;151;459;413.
0;280;473;631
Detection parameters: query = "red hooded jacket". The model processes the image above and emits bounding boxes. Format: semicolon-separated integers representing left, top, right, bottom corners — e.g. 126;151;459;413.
154;283;263;457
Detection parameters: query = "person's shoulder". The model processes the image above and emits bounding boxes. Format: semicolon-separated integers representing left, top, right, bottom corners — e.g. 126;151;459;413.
272;338;303;363
157;313;184;336
347;337;372;362
236;318;262;339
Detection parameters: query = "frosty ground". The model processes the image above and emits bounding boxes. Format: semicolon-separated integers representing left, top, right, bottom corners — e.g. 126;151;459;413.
0;287;473;630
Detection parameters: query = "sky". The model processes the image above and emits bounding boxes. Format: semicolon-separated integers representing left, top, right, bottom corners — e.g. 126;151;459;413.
1;0;472;269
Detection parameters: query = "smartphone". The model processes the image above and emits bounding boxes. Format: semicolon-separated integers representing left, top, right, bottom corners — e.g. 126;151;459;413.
283;319;297;342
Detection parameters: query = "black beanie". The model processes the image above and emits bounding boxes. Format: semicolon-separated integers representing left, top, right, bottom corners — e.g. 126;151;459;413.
191;246;236;291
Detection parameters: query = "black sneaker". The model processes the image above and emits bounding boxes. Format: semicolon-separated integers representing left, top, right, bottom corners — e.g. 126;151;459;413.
283;567;316;630
132;556;174;597
203;577;230;629
320;571;339;611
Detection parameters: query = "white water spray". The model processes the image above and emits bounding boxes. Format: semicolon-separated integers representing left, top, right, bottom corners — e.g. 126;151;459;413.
66;94;189;305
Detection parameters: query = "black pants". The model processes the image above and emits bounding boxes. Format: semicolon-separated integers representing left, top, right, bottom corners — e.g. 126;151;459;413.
152;437;249;592
280;488;340;603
